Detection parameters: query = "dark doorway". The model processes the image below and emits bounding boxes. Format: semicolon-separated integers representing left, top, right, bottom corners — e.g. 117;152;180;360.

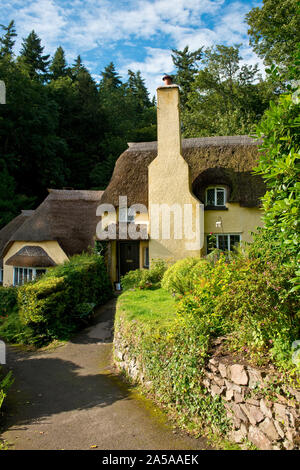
118;241;140;279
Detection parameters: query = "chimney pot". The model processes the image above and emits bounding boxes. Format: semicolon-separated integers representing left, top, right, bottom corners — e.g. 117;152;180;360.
162;74;173;86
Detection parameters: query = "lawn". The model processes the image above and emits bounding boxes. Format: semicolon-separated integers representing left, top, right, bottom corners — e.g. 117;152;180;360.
116;288;176;330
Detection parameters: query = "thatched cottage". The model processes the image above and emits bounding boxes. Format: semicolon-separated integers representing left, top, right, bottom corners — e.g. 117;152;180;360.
0;84;265;287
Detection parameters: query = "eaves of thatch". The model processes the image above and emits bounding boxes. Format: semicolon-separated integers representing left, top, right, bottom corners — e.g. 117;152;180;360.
101;135;265;208
0;210;35;267
6;245;56;268
2;189;103;258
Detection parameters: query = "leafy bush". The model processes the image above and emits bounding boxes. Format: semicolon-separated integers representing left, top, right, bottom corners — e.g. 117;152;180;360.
0;286;17;317
0;368;13;411
251;78;300;290
177;255;299;371
162;257;212;295
121;259;167;291
17;253;113;344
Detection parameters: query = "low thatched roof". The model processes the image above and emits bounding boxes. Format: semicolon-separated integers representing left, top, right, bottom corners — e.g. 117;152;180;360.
2;190;103;258
6;245;56;267
101;135;265;208
0;210;35;268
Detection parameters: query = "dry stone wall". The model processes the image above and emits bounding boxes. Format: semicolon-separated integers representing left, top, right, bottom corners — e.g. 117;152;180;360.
114;333;300;450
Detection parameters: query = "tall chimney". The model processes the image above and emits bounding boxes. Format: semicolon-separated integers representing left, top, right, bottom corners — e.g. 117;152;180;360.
156;84;181;161
148;84;203;263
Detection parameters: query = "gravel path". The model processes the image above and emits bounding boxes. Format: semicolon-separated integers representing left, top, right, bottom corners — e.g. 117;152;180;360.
0;298;210;450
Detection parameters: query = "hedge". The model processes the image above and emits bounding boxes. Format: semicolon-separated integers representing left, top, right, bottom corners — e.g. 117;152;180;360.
17;253;113;343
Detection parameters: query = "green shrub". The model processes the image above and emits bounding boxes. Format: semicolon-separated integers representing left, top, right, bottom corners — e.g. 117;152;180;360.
121;259;168;291
177;255;299;371
0;286;17;317
162;257;212;295
17;253;113;344
120;269;143;291
0;368;13;411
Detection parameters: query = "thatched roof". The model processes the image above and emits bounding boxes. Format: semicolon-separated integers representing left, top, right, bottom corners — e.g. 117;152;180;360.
0;210;35;267
2;190;103;258
6;245;56;267
101;135;265;208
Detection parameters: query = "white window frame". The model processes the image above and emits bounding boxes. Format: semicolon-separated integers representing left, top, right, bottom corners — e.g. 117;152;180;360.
13;267;47;286
205;186;226;207
206;233;241;254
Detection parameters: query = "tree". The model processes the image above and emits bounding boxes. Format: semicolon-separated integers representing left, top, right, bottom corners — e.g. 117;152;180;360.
50;46;68;79
171;46;203;106
251;82;300;273
246;0;300;72
0;20;17;58
19;30;50;80
182;45;272;137
99;62;122;90
126;69;151;110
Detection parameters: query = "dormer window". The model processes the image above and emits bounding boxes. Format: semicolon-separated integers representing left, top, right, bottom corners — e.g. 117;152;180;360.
205;187;226;207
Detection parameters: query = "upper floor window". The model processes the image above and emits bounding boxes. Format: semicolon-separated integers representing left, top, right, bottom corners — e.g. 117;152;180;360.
205;187;226;207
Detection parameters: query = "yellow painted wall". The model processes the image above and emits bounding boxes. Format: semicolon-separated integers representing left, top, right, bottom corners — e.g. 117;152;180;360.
204;203;263;249
3;240;69;286
148;85;202;265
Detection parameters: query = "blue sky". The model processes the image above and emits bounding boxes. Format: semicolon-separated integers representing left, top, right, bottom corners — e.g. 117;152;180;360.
0;0;263;96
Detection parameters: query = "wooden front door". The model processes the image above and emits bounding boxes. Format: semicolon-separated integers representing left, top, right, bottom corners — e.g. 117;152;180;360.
119;242;140;279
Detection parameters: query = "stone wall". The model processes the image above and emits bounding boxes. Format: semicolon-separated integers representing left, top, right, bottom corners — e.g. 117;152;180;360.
114;333;300;450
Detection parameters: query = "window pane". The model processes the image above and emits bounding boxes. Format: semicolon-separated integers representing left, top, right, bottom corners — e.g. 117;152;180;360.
206;188;215;206
218;235;228;252
19;268;23;285
28;269;33;281
230;235;240;251
216;189;225;206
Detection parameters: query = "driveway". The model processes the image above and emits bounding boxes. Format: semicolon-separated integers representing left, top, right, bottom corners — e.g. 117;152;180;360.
0;298;210;450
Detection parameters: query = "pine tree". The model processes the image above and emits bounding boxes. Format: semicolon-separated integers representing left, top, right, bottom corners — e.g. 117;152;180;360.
0;20;17;57
19;30;50;80
127;70;151;110
99;62;122;90
50;46;68;79
171;46;203;106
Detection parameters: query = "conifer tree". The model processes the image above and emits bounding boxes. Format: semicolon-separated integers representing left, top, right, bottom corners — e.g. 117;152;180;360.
50;46;68;79
0;20;17;57
19;30;50;80
171;46;203;106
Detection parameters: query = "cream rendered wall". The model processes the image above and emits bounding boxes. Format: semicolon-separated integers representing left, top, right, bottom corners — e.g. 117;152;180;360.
204;203;263;248
3;240;69;286
148;85;202;265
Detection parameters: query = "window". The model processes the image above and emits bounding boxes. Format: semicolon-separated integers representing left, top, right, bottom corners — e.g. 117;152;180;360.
205;187;226;207
143;247;149;269
0;268;3;284
13;267;46;286
206;234;241;254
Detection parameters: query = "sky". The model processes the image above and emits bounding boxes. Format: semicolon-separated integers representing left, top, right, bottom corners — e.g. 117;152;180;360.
0;0;264;96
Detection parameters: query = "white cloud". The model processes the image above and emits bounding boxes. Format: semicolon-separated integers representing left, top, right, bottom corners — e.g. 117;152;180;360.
0;0;264;93
119;47;174;96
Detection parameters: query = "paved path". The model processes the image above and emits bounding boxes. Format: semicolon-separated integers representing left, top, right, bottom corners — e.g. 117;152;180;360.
0;299;210;450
